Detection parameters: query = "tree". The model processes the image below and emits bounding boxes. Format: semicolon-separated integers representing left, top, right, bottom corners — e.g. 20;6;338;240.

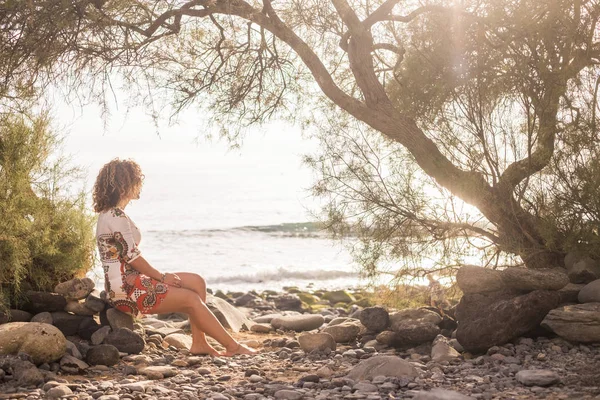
4;0;600;274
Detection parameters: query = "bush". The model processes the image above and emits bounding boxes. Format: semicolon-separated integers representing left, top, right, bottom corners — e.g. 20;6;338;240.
0;113;95;310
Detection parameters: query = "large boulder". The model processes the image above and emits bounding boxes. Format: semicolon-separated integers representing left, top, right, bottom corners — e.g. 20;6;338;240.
456;266;504;294
23;291;66;313
346;355;419;380
0;322;66;364
104;327;145;354
271;314;324;332
541;303;600;342
206;294;254;332
578;280;600;303
500;268;568;292
566;256;600;284
54;278;95;301
298;332;336;353
359;306;390;332
456;290;561;352
322;322;361;343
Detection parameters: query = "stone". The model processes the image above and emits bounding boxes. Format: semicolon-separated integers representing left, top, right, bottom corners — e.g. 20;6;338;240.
322;290;355;304
390;308;442;329
0;322;66;364
559;283;586;303
515;370;560;386
30;312;53;324
86;344;120;366
456;290;561;352
11;359;44;387
164;333;193;350
413;389;475;399
568;256;600;284
23;291;66;313
359;306;390;332
46;385;73;399
541;303;600;342
346;355;419;380
59;354;89;373
64;300;97;316
456;265;504;294
274;294;303;311
51;311;86;336
251;323;272;333
354;382;378;393
274;390;304;400
431;335;460;363
235;292;259;307
78;317;102;340
65;341;83;359
138;365;178;379
578;279;600;303
298;332;336;352
271;314;325;332
392;322;440;345
104;327;145;354
322;322;361;343
376;330;404;346
106;308;134;331
206;294;254;332
85;292;107;313
91;326;112;345
500;268;569;291
54;277;95;301
1;310;32;323
253;313;284;324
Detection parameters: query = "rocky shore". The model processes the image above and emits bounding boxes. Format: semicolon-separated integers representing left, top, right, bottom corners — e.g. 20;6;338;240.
1;253;600;399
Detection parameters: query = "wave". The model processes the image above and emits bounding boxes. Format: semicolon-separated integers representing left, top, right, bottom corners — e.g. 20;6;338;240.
147;221;327;238
209;267;358;285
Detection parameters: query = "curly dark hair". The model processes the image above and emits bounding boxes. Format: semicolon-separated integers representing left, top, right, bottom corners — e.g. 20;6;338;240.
93;159;144;213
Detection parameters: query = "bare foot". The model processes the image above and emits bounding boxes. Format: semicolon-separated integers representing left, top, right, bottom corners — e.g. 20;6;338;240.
190;343;223;357
223;342;258;357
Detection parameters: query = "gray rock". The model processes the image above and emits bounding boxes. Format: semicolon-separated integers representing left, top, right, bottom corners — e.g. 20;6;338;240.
541;303;600;342
85;292;107;313
2;309;33;322
359;306;390;332
31;312;53;324
0;322;66;364
274;390;304;400
24;291;67;313
568;256;600;284
164;333;192;350
578;279;600;303
78;317;101;340
91;326;112;345
104;327;145;354
559;283;586;303
346;355;419;380
456;265;505;294
207;294;254;332
54;277;95;301
431;335;460;362
51;311;86;336
515;369;560;386
388;309;441;345
46;385;73;399
389;308;442;329
106;308;134;331
11;359;44;387
322;322;361;343
413;389;475;399
354;382;378;393
298;332;336;352
86;344;120;366
138;365;178;379
64;300;97;316
253;313;285;323
65;341;83;359
251;323;272;333
271;314;324;332
500;268;569;291
235;292;259;307
274;294;303;311
60;354;89;373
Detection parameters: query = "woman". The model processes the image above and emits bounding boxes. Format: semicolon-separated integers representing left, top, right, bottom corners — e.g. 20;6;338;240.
93;158;256;357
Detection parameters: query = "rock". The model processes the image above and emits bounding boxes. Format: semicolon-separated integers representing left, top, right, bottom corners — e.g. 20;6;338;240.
500;268;569;291
271;314;324;332
64;300;97;316
1;309;33;323
322;322;361;343
393;322;440;345
316;365;334;378
23;291;67;313
164;333;193;350
106;308;134;331
541;303;600;342
54;277;95;301
253;313;284;324
235;292;259;307
91;326;112;345
85;292;107;313
456;266;504;294
298;332;336;352
138;365;178;379
51;311;86;336
346;355;419;380
274;294;303;311
515;370;560;386
578;279;600;303
104;327;145;354
354;382;378;393
0;322;66;364
46;385;73;399
376;330;404;346
60;354;89;373
431;335;460;363
559;283;586;303
65;341;83;359
274;390;304;400
250;323;272;333
31;312;53;324
568;256;600;284
322;290;355;304
390;308;442;329
359;306;390;332
78;317;101;340
456;290;561;352
86;344;120;366
413;389;475;399
206;294;254;332
11;359;44;387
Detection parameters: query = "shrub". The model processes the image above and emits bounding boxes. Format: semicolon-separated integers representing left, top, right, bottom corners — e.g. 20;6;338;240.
0;113;95;310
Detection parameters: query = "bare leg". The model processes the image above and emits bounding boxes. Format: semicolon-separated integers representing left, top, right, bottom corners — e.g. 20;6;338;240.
150;286;256;356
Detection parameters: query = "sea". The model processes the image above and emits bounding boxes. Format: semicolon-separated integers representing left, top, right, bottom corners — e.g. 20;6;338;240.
59;102;363;293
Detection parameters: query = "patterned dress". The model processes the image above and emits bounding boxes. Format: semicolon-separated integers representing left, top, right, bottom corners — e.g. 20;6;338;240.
96;207;169;316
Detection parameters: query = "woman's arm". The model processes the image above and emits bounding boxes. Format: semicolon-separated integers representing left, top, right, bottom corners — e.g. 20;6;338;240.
128;256;182;287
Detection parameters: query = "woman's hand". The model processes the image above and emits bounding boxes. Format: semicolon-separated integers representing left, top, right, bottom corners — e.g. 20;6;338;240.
163;272;182;288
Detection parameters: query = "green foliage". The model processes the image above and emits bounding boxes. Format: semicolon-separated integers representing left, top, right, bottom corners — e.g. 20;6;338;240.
0;113;95;310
